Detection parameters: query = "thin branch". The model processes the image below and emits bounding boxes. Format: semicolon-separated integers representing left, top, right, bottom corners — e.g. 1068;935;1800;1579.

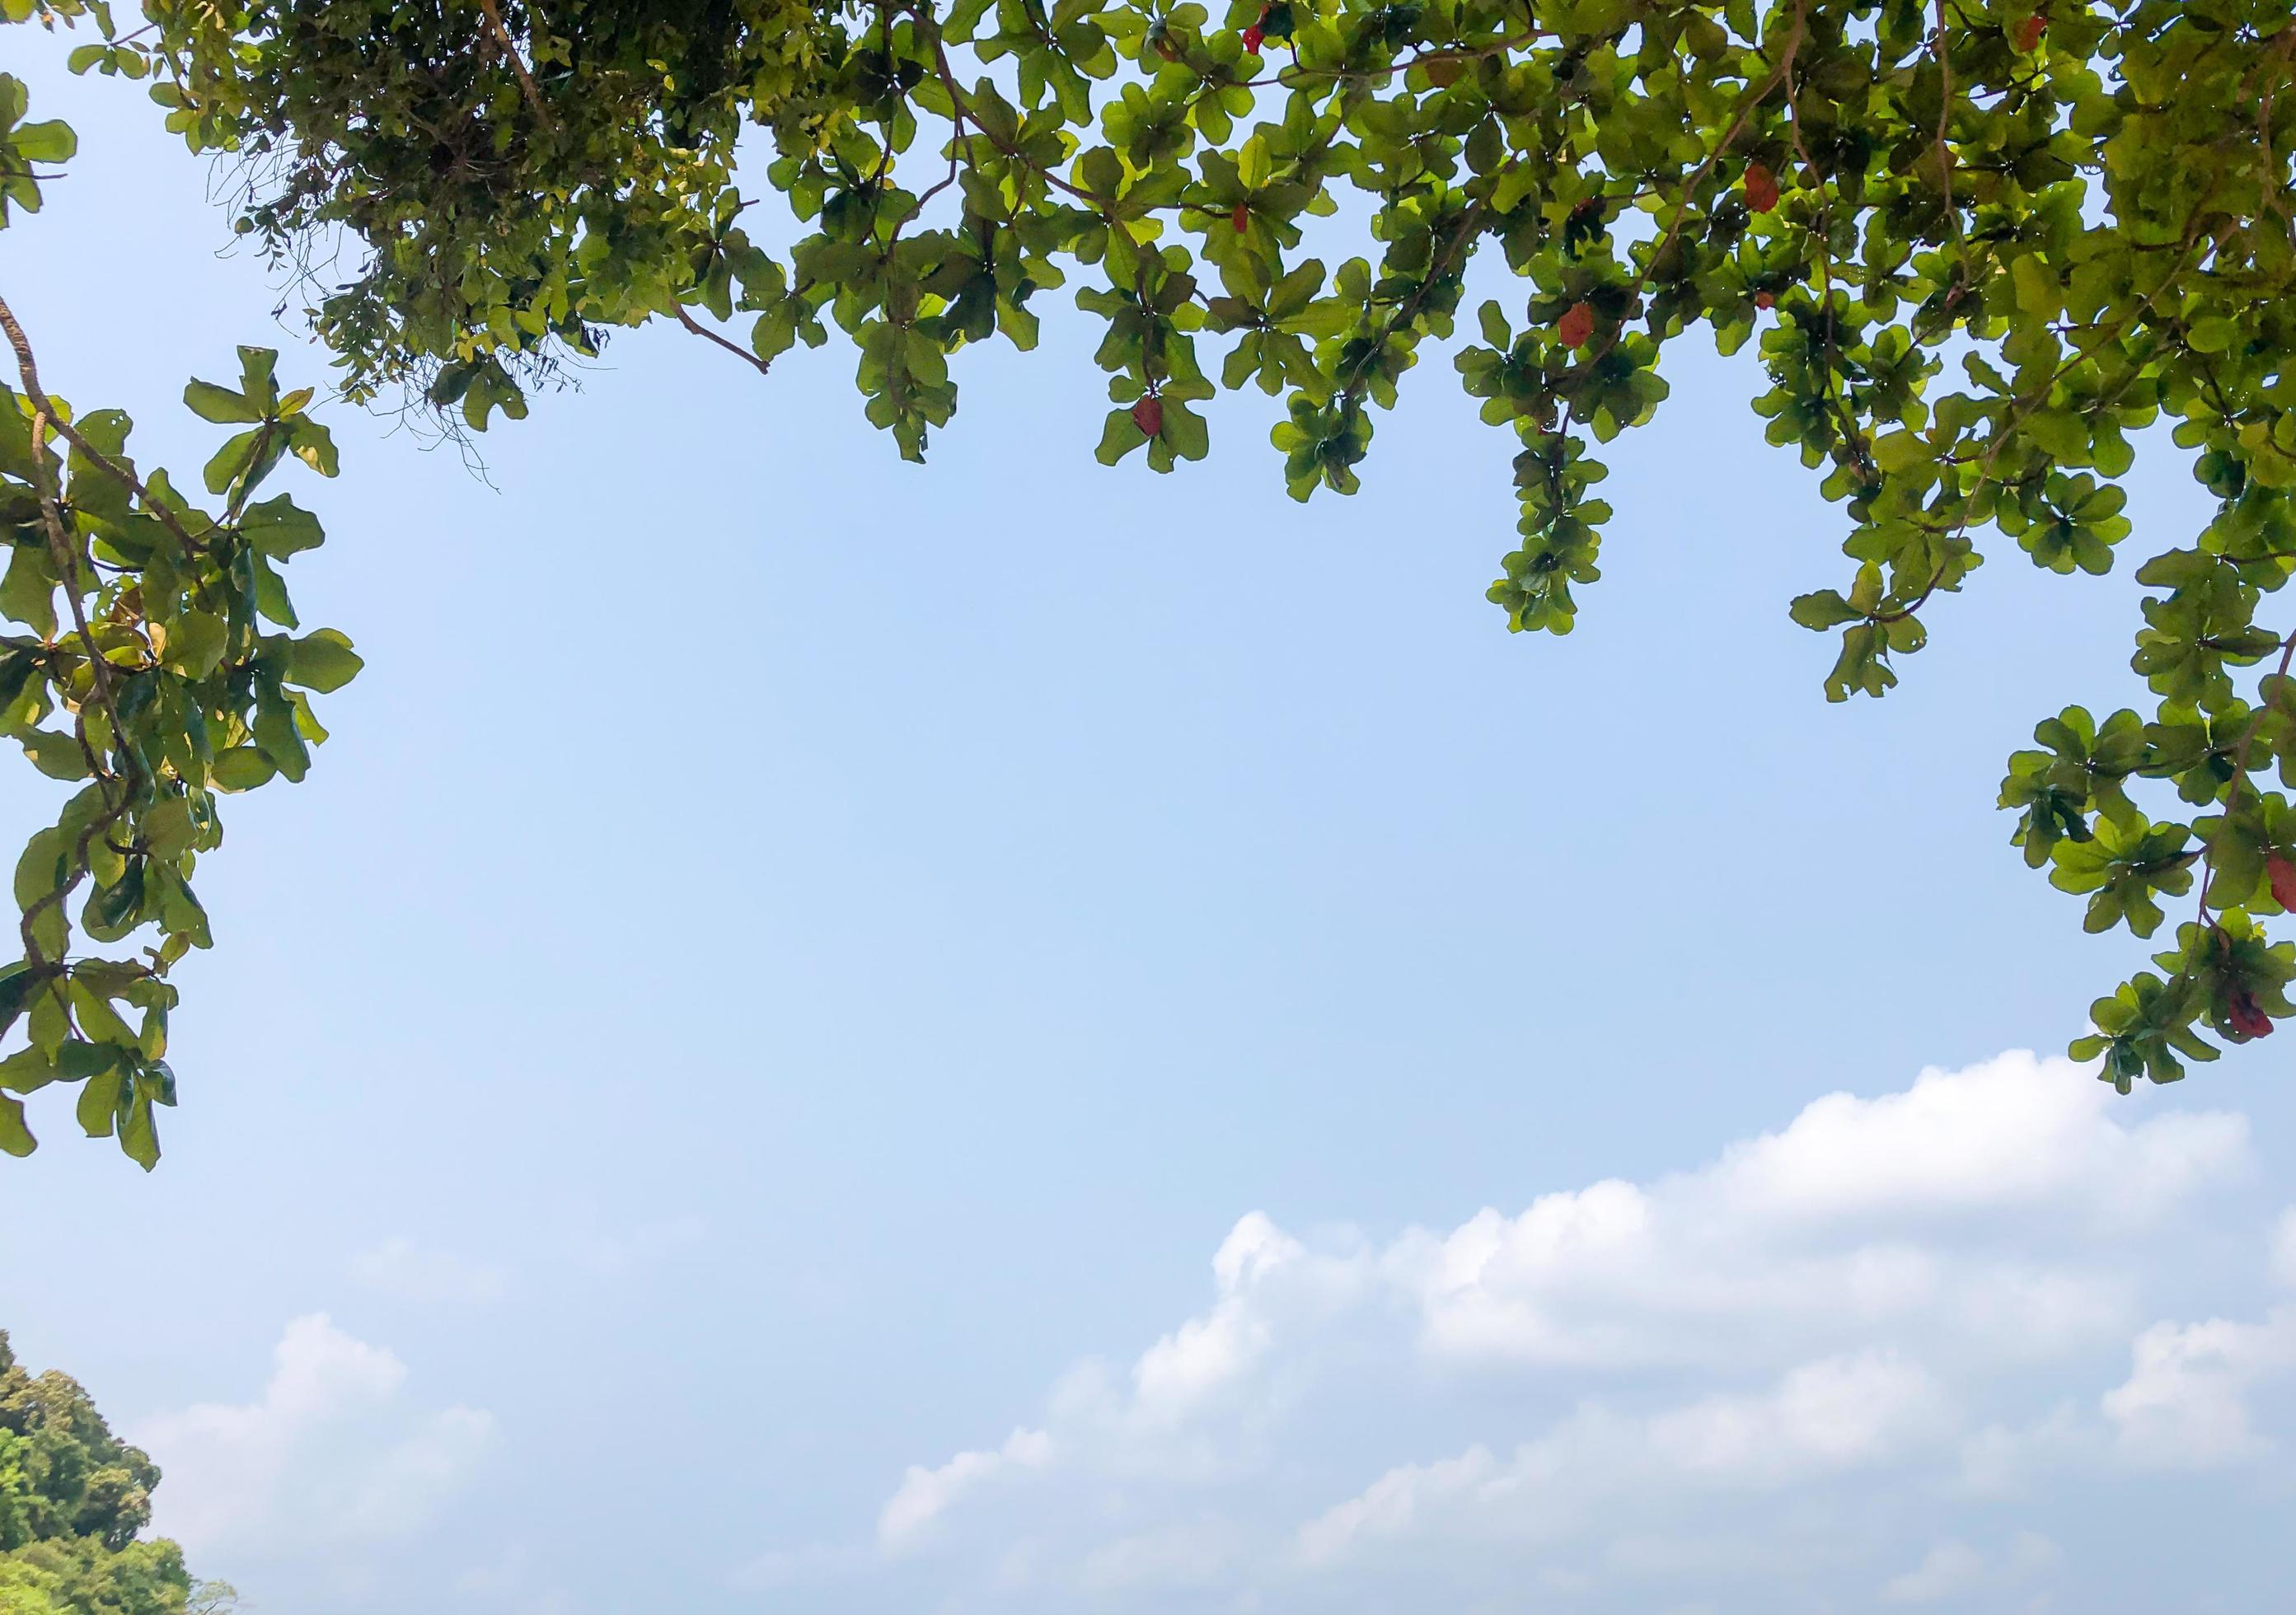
1587;0;1809;374
1233;28;1547;92
917;22;1111;213
672;306;774;379
1337;193;1490;404
20;408;137;980
476;0;558;134
0;293;209;565
1872;222;2216;627
1786;49;1875;482
1933;0;1970;264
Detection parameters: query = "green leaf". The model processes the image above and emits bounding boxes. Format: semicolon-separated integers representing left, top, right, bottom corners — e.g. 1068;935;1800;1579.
2011;255;2059;318
238;494;326;557
1869;432;1928;474
119;1087;159;1169
1095;409;1146;464
253;681;312;781
237;346;281;411
209;747;277;791
183;379;261;424
11;111;73;162
289;419;339;476
0;1091;31;1157
19;729;89;780
0;958;35;1040
2186;316;2239;354
82;860;145;943
73;1061;123;1139
162;610;228;678
0;1045;56;1094
283;628;363;693
1788;590;1862;630
202;426;265;494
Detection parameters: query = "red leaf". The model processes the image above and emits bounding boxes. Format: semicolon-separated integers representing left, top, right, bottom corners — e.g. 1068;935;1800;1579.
1231;201;1250;233
1755;290;1776;311
2015;12;2047;50
1132;394;1164;438
1744;162;1780;213
1556;301;1595;349
2229;992;2275;1040
2270;853;2296;912
1242;24;1264;52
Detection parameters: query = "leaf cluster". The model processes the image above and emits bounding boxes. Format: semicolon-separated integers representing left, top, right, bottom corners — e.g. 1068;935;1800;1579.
0;1330;199;1615
0;70;360;1164
13;0;2296;1130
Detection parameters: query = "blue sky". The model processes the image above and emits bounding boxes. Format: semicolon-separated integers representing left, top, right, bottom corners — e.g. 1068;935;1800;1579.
5;32;2296;1615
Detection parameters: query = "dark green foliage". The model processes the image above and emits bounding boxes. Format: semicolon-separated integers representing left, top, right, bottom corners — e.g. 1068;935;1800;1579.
139;0;832;406
12;0;2296;1145
1;29;360;1167
0;308;358;1167
0;1536;193;1615
0;1331;192;1615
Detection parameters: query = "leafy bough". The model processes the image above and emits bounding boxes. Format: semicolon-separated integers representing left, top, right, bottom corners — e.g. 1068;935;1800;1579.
10;0;2296;1161
1;68;360;1164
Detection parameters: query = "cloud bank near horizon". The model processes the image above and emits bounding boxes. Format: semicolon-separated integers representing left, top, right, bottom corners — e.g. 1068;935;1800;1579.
138;1313;494;1563
738;1051;2293;1611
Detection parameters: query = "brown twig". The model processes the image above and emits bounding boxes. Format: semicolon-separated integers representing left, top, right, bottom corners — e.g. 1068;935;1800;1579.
1871;221;2215;627
916;23;1112;213
672;306;775;379
1337;194;1490;404
1588;0;1809;373
0;293;208;565
1233;28;1548;92
19;409;137;981
1785;51;1874;481
1933;0;1969;262
476;0;557;134
2251;26;2296;238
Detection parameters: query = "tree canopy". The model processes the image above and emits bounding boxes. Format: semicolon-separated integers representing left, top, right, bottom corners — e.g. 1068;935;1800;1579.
7;0;2296;1163
0;1330;223;1615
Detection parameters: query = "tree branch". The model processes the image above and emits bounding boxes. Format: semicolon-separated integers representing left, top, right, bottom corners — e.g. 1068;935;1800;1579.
0;293;209;565
476;0;558;134
672;306;774;379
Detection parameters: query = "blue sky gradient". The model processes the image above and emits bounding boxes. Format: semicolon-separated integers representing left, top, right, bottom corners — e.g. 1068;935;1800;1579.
3;34;2294;1615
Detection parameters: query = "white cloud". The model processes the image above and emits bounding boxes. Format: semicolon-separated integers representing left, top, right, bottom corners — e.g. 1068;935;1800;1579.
1644;1350;1941;1477
1295;1351;1945;1570
2272;1207;2296;1290
1881;1539;1988;1604
1128;1215;1300;1421
1954;1406;2097;1498
2102;1307;2296;1468
1078;1520;1239;1593
1882;1532;2062;1603
726;1542;869;1592
879;1426;1053;1553
1291;1443;1496;1569
1701;1055;2245;1226
341;1404;495;1537
802;1052;2290;1607
138;1314;493;1556
351;1235;507;1304
1396;1052;2237;1373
